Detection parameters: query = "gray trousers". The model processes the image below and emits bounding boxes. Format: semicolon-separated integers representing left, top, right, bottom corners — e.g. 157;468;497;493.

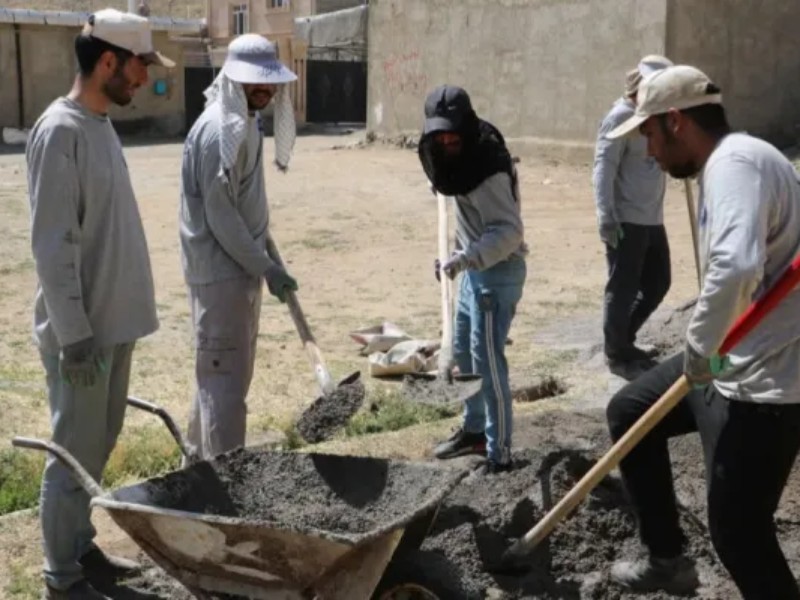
39;342;135;590
187;277;262;459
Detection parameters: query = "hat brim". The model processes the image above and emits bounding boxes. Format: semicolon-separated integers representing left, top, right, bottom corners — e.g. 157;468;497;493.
606;114;649;140
140;51;175;68
423;115;459;135
223;60;297;84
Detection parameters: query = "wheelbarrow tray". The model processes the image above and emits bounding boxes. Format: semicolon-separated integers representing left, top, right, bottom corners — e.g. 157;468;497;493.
94;448;467;599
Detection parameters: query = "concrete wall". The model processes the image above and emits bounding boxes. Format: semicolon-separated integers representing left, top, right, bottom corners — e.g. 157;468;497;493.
209;0;315;43
0;25;187;136
367;0;668;143
666;0;800;148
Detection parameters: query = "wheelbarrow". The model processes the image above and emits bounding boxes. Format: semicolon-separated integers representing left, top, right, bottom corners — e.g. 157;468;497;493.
12;397;468;600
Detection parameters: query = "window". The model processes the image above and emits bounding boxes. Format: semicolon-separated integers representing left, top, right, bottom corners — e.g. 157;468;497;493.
231;4;248;35
268;0;289;9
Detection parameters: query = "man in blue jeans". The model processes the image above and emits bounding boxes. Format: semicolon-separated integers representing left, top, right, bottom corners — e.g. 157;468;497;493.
418;85;527;473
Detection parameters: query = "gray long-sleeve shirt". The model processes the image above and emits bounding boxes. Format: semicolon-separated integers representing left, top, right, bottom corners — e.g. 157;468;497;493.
454;171;528;271
592;98;666;226
26;97;159;353
688;133;800;404
180;102;273;285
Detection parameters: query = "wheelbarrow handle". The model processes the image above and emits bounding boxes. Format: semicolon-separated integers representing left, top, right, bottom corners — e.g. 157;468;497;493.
11;436;104;498
126;396;197;462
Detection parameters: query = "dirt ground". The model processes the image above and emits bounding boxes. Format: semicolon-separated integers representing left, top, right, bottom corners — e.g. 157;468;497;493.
0;130;708;598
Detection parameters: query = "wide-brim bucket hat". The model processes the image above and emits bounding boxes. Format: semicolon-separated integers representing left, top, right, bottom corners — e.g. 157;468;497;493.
222;34;297;84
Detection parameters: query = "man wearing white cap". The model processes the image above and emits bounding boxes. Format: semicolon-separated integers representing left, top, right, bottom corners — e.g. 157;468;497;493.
24;8;173;599
592;54;673;381
605;65;800;599
180;34;298;459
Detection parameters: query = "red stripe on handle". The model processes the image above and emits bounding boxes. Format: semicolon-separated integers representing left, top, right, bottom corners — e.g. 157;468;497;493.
720;254;800;355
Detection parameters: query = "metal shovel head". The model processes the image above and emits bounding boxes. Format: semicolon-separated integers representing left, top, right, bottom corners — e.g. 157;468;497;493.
296;371;365;444
400;372;483;407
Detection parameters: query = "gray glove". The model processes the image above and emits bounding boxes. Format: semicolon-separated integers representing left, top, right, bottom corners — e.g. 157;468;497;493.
59;337;106;388
441;251;470;280
599;222;624;249
264;263;298;303
683;341;730;387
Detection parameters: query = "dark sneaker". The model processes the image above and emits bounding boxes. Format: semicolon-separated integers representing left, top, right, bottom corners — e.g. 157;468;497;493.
43;580;111;600
434;428;486;459
607;358;654;381
633;343;660;359
79;547;141;579
610;555;699;594
477;459;513;475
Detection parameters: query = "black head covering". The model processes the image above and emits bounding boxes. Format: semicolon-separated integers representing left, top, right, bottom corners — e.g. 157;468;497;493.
418;85;515;197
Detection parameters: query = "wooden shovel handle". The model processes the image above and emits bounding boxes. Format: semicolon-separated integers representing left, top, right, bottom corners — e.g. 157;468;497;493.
516;251;800;553
265;236;335;396
438;193;454;356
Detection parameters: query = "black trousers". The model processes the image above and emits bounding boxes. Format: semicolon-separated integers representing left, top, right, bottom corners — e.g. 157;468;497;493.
604;223;671;361
607;354;800;599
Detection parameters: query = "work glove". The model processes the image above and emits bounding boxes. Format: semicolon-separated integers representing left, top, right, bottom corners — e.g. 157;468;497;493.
599;222;624;249
264;263;298;303
441;251;470;280
683;341;730;388
59;337;106;388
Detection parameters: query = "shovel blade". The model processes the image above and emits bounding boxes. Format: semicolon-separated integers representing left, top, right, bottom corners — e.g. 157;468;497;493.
296;372;365;444
401;373;483;407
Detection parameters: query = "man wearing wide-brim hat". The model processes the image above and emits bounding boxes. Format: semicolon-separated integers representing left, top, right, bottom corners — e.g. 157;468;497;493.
179;34;299;460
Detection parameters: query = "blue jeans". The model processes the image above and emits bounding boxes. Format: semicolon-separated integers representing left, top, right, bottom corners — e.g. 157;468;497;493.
454;257;526;463
39;343;135;590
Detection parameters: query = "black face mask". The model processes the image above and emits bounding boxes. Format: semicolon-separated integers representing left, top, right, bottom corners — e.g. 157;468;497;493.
418;113;515;197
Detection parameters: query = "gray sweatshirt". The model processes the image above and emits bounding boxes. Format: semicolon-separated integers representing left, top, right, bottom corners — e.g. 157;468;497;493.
593;98;666;226
455;171;528;271
688;133;800;404
26;97;159;353
180;102;273;285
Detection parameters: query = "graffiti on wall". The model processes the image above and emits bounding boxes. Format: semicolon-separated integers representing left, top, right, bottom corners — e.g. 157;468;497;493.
383;50;429;96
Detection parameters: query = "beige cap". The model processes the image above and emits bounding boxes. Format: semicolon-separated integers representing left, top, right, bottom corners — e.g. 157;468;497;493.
624;54;674;96
608;65;722;139
82;8;175;67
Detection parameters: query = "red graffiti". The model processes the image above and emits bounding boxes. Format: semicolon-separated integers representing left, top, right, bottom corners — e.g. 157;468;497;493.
383;51;429;95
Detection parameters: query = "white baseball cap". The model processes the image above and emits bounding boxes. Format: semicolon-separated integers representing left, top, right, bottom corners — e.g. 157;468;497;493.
82;8;175;67
222;34;297;84
624;54;674;96
609;65;722;139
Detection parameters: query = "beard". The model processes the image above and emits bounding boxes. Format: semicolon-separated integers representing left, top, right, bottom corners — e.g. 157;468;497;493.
103;69;134;107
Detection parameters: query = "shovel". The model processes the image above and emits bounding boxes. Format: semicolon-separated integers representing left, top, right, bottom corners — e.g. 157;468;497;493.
496;252;800;571
265;236;365;444
402;192;482;406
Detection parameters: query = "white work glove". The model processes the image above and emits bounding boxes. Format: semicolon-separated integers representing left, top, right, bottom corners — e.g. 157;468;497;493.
599;222;624;249
59;337;106;388
441;251;470;280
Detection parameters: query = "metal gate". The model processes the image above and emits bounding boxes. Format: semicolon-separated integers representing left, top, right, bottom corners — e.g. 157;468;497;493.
306;60;367;124
184;67;216;133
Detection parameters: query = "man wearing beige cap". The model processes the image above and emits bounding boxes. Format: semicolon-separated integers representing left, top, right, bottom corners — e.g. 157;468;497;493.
25;8;173;599
592;54;673;381
605;65;800;598
180;34;298;460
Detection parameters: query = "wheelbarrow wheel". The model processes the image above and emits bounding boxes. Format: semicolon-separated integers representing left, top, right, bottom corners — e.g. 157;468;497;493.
372;550;464;600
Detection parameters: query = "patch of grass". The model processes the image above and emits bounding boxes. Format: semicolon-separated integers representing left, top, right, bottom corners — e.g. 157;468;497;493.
0;258;33;276
0;425;182;516
0;449;44;515
290;229;350;252
5;563;39;599
345;386;457;437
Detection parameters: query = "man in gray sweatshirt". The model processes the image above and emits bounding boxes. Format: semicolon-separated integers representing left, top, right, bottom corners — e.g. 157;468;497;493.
180;34;298;459
593;55;673;380
25;9;172;600
605;65;800;599
418;85;527;474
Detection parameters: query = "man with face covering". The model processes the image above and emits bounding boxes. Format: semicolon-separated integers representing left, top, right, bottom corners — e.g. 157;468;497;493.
25;9;172;599
180;34;298;460
604;65;800;598
419;85;528;473
593;54;673;381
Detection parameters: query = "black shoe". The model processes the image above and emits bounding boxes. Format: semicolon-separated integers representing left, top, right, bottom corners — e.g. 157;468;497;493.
79;547;141;580
607;358;654;381
477;459;513;475
633;344;660;359
611;555;699;594
433;428;486;459
43;580;111;600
